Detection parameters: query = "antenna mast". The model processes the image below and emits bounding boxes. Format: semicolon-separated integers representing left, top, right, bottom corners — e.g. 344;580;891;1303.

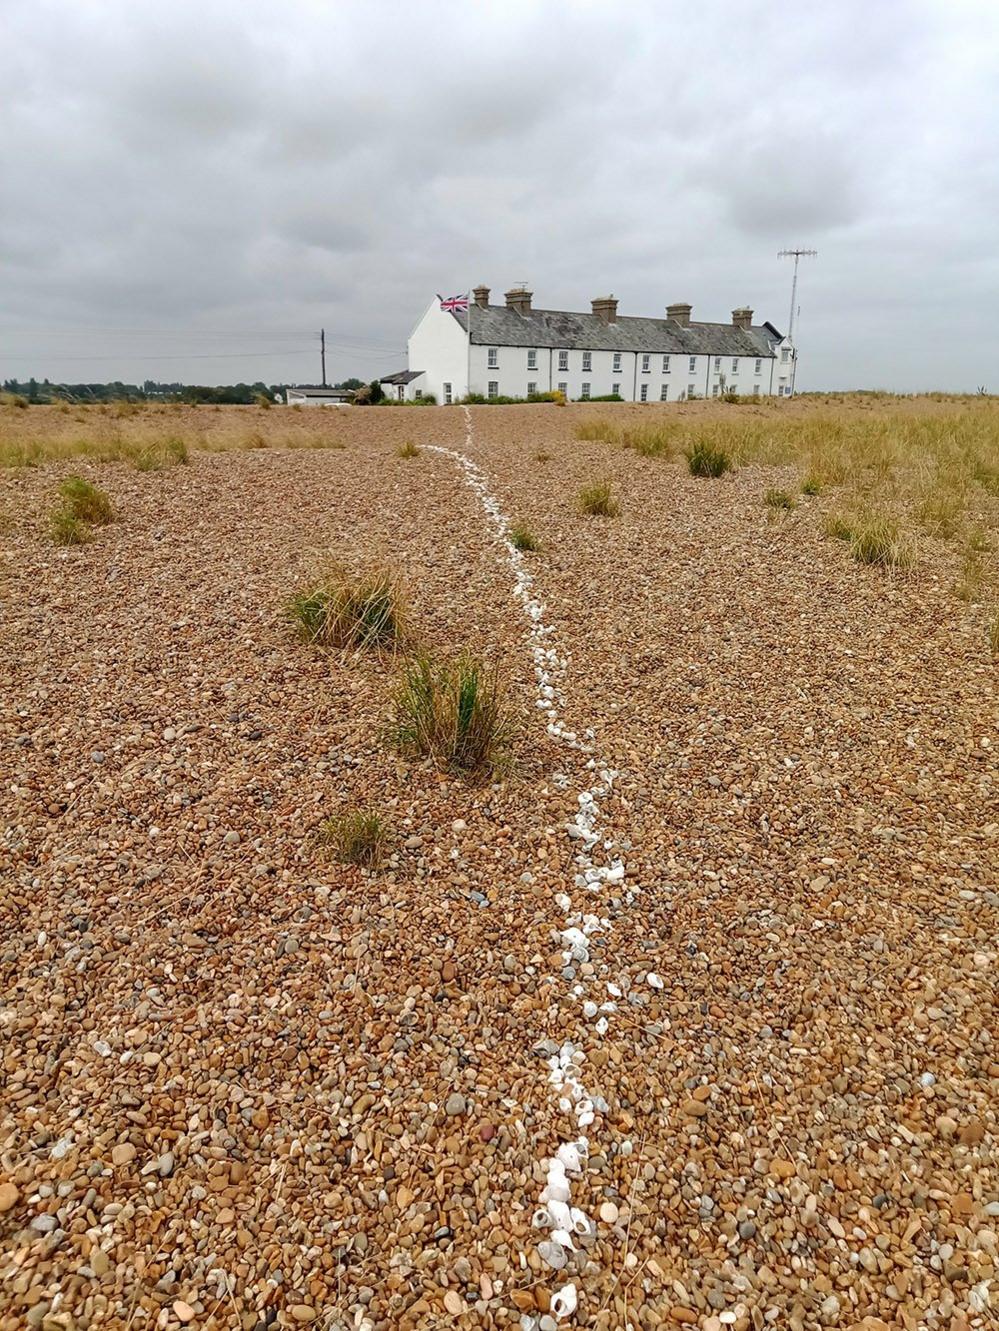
320;328;327;387
777;248;817;345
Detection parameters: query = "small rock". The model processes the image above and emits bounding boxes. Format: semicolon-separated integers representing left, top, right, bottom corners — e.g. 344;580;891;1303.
111;1143;136;1166
445;1093;466;1116
443;1290;465;1315
0;1182;18;1212
599;1201;619;1223
173;1302;195;1324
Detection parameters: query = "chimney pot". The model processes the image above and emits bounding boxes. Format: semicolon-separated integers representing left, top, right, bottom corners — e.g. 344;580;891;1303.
472;285;490;309
732;306;753;330
504;286;533;315
591;296;619;324
666;302;692;328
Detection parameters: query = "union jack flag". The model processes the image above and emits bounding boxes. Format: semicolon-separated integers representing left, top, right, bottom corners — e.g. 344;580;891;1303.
438;292;469;312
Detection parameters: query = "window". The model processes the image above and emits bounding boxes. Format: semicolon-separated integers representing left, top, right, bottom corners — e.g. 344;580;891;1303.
487;348;498;368
714;356;721;371
732;358;739;373
688;383;696;397
611;382;620;397
688;356;697;372
752;384;761;397
443;381;452;404
613;352;622;372
397;386;404;401
558;350;568;371
581;382;591;400
527;349;537;370
488;381;498;399
527;381;537;397
640;383;648;402
659;384;668;401
582;351;592;372
558;381;567;397
754;358;762;374
712;383;720;397
781;348;790;362
642;354;650;372
662;355;670;373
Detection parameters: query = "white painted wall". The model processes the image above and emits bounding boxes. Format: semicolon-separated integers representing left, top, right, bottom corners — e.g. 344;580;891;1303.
407;301;469;402
470;345;776;401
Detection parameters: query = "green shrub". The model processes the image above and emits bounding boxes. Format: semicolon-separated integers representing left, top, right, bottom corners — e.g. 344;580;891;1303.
59;475;113;524
509;522;538;551
686;441;733;477
801;475;823;496
50;506;90;546
397;440;420;458
288;566;407;650
318;808;390;867
391;651;511;774
763;487;795;511
578;480;619;517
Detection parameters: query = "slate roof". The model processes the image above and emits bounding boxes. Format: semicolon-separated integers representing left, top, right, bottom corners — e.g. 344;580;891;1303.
450;306;782;358
380;369;425;385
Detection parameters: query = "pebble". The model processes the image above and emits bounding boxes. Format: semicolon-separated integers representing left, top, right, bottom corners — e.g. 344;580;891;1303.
445;1092;466;1116
0;1183;18;1212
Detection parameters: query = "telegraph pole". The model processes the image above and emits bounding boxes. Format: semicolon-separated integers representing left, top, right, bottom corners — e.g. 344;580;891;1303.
320;329;327;387
777;248;817;345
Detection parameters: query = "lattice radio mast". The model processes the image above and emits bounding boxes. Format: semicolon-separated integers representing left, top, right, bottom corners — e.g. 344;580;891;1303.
777;248;817;345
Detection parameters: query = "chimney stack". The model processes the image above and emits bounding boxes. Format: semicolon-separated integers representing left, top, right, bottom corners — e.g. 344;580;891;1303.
504;286;533;315
591;296;619;324
472;285;490;309
666;302;692;327
731;307;753;330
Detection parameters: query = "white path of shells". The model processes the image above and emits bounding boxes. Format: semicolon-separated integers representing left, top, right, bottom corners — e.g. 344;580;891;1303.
426;411;652;1329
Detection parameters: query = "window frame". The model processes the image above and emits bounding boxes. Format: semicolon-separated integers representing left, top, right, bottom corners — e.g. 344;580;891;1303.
688;356;697;372
527;381;537;397
611;382;620;397
558;380;568;397
443;381;452;404
660;384;668;401
582;351;592;373
581;382;591;400
613;352;622;372
487;347;499;369
527;349;538;370
662;355;670;373
640;383;649;402
558;350;569;372
641;353;651;373
487;380;499;399
754;358;762;374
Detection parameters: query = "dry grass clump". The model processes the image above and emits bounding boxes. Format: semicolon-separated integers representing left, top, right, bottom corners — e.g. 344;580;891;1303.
954;549;988;603
318;808;390;867
686;440;733;477
1;392;29;409
989;611;999;656
801;475;823;496
49;507;90;546
288;565;407;651
509;522;538;551
825;511;857;542
534;450;552;462
916;491;964;540
133;435;188;470
397;440;420;458
621;425;675;458
763;487;795;511
575;420;616;442
578;480;619;517
391;651;511;774
59;475;113;524
849;514;912;570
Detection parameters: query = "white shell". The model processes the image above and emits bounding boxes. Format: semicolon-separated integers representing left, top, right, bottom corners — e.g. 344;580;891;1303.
550;1283;578;1320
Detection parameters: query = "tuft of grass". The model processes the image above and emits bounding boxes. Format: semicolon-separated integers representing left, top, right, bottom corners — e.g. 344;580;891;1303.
397;440;420;458
801;475;823;496
988;610;999;656
133;435;189;470
288;565;407;651
850;515;912;570
825;512;857;542
59;475;113;525
535;450;552;462
50;506;90;546
1;392;29;409
686;440;733;477
916;492;964;540
578;480;619;517
255;393;273;408
575;419;616;442
621;425;675;458
391;650;511;774
509;522;538;551
763;487;795;511
955;549;987;603
318;808;390;867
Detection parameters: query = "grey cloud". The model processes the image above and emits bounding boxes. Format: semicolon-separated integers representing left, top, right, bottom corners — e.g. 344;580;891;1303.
1;0;997;390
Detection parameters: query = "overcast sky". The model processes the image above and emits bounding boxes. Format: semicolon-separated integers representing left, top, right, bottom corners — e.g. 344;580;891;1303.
3;0;997;392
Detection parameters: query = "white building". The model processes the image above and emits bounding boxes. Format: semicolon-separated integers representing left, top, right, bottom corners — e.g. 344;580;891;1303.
285;386;353;406
386;286;796;403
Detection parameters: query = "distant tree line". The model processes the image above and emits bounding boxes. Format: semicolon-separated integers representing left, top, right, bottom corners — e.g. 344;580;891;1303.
1;377;366;404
